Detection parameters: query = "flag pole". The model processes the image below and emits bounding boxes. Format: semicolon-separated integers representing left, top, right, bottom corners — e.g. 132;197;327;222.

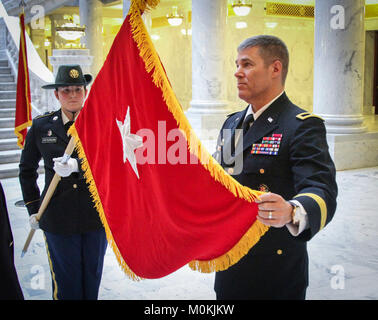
21;137;76;257
19;1;26;13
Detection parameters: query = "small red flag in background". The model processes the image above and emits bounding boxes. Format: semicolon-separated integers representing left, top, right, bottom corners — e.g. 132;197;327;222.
14;11;32;149
69;0;268;280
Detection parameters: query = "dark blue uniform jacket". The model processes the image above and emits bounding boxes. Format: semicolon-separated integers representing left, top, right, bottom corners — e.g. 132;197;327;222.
19;110;103;235
214;92;337;299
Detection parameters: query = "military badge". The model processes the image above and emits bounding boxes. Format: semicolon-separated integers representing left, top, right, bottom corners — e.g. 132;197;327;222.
42;130;56;143
69;69;80;79
251;133;282;155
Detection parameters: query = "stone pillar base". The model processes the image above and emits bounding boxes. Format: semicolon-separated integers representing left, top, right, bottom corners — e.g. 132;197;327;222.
321;114;367;134
185;103;229;154
49;49;93;77
327;132;378;170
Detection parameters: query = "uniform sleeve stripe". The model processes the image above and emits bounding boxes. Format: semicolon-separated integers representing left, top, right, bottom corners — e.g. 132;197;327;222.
294;193;327;230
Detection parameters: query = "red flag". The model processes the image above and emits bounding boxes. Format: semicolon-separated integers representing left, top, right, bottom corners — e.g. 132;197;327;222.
14;12;32;149
69;0;268;280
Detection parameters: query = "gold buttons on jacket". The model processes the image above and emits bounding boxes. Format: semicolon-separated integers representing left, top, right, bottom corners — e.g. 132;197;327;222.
73;184;78;189
259;168;265;174
277;249;283;255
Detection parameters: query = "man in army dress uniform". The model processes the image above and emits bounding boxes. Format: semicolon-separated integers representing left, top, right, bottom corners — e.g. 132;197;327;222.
214;35;338;299
19;65;107;300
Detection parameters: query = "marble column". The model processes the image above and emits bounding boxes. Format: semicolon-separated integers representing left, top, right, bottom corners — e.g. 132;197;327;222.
142;11;152;34
313;0;366;134
79;0;103;77
29;28;45;65
185;0;229;146
49;49;93;77
123;0;131;19
313;0;378;170
123;0;150;31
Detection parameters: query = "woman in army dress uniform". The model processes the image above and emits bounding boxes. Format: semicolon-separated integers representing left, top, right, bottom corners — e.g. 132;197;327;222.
19;65;107;300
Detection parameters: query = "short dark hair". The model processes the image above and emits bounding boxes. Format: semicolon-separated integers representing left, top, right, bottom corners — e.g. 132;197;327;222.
238;35;289;84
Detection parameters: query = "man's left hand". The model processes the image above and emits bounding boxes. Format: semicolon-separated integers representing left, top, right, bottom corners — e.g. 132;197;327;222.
256;192;293;228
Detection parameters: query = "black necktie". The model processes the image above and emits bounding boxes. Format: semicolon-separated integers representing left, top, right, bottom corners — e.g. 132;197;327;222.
63;120;79;165
64;120;74;133
242;114;254;136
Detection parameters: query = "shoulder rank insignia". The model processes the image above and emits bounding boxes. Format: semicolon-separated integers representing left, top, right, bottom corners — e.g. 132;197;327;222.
296;112;324;121
226;111;239;118
35;111;54;120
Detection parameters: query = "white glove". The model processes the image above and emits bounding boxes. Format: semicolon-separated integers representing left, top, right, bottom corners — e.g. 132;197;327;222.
53;157;79;177
29;214;39;230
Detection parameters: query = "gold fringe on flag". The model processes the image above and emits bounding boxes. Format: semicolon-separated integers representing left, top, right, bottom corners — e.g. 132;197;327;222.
69;0;269;279
127;0;269;273
68;125;142;281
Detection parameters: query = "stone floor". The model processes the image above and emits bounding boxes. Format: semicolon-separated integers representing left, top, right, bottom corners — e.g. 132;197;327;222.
2;165;378;300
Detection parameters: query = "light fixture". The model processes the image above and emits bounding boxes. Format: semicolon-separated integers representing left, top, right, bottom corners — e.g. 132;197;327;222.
265;22;278;29
44;37;51;47
56;18;85;41
167;6;184;27
235;21;248;29
232;0;252;17
181;28;192;36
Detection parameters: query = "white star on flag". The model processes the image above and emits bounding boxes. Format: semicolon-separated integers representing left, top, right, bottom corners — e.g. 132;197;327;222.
116;107;143;179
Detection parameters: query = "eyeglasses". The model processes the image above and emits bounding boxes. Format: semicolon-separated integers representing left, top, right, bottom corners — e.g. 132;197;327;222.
57;86;85;96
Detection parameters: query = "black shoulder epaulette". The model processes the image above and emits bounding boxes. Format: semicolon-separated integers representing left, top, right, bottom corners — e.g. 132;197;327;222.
296;112;324;121
227;111;239;118
35;111;54;120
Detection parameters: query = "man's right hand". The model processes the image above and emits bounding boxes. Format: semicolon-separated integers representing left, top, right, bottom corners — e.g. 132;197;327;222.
29;214;40;230
53;157;79;177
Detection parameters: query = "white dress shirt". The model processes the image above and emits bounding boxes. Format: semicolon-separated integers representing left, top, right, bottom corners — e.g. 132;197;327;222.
61;110;79;135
